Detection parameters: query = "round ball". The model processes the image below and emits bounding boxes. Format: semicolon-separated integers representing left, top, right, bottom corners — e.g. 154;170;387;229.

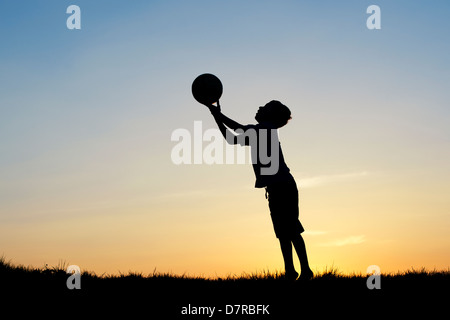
192;73;223;105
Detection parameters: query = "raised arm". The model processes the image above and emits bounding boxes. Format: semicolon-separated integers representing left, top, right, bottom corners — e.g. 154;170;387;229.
207;101;246;129
205;101;248;145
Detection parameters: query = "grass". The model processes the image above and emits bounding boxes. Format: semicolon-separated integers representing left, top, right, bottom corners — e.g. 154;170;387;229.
3;255;446;280
1;256;448;317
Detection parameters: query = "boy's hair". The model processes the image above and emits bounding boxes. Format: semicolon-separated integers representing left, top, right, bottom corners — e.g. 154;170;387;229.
265;100;292;128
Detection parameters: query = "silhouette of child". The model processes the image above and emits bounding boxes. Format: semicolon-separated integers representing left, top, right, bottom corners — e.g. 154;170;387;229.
205;100;313;280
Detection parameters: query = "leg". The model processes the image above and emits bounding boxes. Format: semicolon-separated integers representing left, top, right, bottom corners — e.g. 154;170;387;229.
279;238;298;280
292;234;313;279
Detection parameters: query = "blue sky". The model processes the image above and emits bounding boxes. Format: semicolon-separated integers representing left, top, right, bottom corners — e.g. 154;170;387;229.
1;0;449;167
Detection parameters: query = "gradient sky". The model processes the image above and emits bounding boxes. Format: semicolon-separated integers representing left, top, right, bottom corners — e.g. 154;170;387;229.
1;0;449;276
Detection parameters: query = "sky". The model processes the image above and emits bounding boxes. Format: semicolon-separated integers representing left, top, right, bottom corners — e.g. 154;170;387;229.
0;0;449;277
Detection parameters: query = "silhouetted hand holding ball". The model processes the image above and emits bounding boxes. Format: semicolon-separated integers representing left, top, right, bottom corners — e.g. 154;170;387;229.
207;100;221;115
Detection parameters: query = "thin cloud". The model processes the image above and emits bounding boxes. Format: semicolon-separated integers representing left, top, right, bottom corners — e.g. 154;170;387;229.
303;230;328;236
297;171;370;189
320;235;366;247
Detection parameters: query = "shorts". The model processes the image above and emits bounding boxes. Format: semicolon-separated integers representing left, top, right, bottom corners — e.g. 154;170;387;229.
266;175;304;239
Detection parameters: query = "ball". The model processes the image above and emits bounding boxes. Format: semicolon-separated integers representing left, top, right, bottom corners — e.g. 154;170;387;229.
192;73;223;105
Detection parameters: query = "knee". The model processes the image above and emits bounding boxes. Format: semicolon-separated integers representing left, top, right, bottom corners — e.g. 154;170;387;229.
279;237;291;244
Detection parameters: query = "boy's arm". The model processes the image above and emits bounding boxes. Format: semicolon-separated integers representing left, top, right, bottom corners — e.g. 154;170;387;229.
206;101;248;145
206;101;246;131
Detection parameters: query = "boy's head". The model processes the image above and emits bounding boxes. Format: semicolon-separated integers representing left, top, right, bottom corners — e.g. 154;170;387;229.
255;100;292;128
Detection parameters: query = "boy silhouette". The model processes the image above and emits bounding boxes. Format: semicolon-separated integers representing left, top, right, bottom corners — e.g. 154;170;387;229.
204;100;313;280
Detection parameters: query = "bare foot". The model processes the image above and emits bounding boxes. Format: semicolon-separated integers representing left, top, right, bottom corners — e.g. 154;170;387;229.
299;269;314;280
284;270;299;281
